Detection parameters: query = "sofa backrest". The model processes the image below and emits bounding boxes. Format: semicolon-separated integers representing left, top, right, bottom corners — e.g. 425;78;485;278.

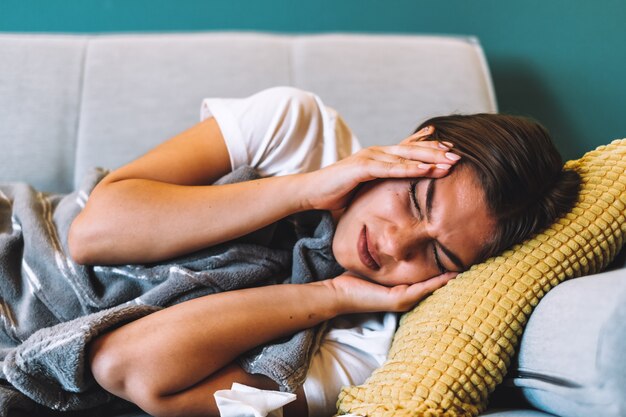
0;32;497;193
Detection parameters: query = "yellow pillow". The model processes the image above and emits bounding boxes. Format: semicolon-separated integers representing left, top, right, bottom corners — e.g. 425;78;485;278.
337;139;626;417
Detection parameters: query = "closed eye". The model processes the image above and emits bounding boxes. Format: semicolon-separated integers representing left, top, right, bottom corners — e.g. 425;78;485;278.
409;180;422;220
409;180;448;274
432;244;448;274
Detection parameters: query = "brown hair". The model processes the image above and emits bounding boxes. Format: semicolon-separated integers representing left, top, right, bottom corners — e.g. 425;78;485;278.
415;113;581;262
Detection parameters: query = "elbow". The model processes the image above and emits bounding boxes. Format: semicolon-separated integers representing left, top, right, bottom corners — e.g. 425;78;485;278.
68;214;96;265
90;335;175;417
89;334;128;399
68;181;119;265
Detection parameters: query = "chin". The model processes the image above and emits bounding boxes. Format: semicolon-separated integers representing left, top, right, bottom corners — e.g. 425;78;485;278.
333;248;369;281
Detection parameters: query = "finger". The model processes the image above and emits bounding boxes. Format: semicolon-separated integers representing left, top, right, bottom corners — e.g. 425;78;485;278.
416;163;461;178
364;142;450;157
389;272;456;312
361;160;444;181
398;140;450;151
402;125;435;143
400;126;456;151
354;158;459;182
354;145;461;181
363;149;421;164
364;148;455;169
376;144;461;166
359;157;458;181
408;272;457;299
416;125;434;136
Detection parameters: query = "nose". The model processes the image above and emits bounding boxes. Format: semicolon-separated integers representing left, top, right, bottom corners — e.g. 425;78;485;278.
378;222;426;263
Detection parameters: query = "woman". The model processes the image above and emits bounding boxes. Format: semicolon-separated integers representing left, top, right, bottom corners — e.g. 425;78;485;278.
68;87;580;417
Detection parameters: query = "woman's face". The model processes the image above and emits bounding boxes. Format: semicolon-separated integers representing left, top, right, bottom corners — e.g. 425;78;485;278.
332;166;496;286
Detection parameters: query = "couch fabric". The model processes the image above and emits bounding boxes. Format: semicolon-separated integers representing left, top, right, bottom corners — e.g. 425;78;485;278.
0;32;623;417
0;32;496;193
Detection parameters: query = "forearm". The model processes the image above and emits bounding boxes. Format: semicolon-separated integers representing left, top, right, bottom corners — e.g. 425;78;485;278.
89;272;453;416
70;174;310;264
89;281;341;402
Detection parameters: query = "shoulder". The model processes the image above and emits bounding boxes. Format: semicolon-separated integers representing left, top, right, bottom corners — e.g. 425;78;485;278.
200;86;326;136
251;86;325;121
255;86;320;105
249;87;360;175
200;86;360;176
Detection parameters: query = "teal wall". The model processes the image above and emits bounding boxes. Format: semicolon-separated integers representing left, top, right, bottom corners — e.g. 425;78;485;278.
2;0;625;160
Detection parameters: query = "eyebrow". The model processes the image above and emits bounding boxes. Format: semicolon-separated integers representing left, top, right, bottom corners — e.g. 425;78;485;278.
425;179;467;271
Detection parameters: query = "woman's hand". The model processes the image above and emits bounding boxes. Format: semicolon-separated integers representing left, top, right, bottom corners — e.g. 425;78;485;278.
323;270;458;314
299;126;461;211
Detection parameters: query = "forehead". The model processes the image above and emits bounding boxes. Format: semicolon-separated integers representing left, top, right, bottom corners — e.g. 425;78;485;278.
428;166;495;264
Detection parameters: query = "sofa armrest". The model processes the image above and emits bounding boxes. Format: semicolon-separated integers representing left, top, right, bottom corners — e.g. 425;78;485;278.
505;267;626;417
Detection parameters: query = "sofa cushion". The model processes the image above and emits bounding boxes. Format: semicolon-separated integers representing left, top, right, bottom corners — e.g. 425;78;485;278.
291;34;497;148
74;33;292;188
482;410;557;417
0;34;86;193
336;139;626;416
72;33;497;189
0;33;497;193
505;268;626;417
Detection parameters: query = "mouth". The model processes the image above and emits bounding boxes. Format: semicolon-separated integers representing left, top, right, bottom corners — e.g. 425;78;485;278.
358;225;381;271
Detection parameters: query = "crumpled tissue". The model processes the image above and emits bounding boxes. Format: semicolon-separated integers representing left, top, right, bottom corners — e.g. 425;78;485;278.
214;383;296;417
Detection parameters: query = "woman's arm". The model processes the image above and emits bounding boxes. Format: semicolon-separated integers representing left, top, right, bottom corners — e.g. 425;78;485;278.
69;119;455;265
68;118;311;265
89;272;455;417
89;282;338;411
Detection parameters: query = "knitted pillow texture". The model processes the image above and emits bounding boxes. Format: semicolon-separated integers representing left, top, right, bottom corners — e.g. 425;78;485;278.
336;139;626;417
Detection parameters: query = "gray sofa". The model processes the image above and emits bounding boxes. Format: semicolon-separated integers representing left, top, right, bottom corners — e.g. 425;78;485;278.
0;32;624;417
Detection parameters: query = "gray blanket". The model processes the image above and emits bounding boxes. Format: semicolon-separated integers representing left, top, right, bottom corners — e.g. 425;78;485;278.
0;166;343;416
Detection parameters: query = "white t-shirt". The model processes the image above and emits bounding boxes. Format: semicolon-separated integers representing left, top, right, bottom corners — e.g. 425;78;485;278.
200;86;361;176
202;86;397;417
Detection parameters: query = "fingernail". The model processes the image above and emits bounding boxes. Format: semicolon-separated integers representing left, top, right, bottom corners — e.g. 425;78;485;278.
436;163;452;170
442;141;454;148
418;163;432;169
422;126;432;132
445;152;461;161
437;142;450;150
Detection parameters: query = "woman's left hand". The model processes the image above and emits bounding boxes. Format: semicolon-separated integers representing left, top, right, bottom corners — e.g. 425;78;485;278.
296;126;460;212
323;271;458;314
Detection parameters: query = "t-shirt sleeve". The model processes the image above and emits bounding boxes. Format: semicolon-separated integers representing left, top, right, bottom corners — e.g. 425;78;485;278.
200;86;361;177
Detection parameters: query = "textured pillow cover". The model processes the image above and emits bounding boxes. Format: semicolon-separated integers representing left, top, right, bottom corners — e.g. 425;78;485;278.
336;139;626;417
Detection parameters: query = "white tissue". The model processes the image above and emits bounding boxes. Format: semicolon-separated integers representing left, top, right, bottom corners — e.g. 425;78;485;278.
214;383;297;417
